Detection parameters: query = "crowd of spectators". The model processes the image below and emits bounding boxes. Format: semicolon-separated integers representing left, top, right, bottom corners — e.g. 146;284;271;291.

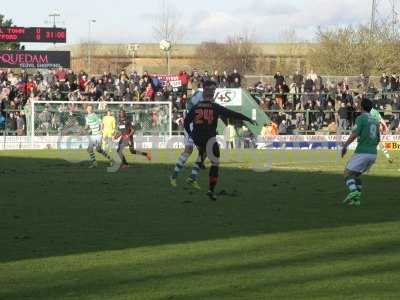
0;68;243;135
1;67;400;136
251;71;400;135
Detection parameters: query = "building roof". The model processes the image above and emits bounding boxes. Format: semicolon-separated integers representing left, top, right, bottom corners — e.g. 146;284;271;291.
54;42;312;58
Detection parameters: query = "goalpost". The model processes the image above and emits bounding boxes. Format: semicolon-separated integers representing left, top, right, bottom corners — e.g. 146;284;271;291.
30;101;173;150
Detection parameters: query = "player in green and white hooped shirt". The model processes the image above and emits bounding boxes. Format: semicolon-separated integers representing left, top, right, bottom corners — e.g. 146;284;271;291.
85;105;113;168
370;108;393;163
341;98;380;206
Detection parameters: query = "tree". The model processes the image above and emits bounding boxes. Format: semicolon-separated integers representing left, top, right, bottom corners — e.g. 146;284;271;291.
152;0;184;74
195;42;227;72
152;0;184;44
195;33;259;74
0;14;21;50
308;24;400;75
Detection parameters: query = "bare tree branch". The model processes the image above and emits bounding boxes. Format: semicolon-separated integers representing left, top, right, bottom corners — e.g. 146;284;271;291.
152;0;184;45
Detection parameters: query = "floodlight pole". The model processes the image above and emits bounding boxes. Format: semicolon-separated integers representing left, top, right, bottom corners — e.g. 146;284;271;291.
88;19;96;74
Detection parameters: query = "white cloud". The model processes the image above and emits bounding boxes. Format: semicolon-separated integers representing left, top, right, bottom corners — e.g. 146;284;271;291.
196;12;237;32
2;0;384;44
184;0;373;42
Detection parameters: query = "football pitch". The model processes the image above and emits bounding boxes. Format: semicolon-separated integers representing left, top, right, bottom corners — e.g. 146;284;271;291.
1;149;400;300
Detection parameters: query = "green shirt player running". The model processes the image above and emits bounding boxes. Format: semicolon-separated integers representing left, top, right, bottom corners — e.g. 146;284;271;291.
341;98;380;206
85;105;113;168
370;108;393;163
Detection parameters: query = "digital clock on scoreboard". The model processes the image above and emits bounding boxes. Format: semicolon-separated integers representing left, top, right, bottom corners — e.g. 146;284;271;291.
0;27;66;43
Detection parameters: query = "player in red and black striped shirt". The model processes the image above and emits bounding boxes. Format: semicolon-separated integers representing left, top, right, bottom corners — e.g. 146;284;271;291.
116;110;151;169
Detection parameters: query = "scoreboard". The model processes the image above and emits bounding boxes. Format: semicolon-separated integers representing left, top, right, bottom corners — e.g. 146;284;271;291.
0;27;66;43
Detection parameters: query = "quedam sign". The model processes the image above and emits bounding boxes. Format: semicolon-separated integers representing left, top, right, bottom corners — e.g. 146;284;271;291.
0;51;70;68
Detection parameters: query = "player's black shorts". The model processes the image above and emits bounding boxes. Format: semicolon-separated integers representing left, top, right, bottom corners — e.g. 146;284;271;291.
195;138;220;160
118;136;134;151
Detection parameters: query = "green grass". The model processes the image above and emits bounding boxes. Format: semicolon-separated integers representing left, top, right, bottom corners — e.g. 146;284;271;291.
1;149;400;300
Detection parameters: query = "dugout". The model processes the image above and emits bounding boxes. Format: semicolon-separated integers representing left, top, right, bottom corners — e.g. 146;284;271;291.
214;88;270;137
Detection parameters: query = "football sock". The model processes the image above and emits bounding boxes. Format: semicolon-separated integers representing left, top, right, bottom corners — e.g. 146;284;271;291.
382;147;391;160
98;149;112;161
209;165;219;192
345;176;358;193
190;162;201;181
89;151;96;164
355;178;362;192
129;147;147;156
120;154;128;165
379;143;391;160
172;153;189;179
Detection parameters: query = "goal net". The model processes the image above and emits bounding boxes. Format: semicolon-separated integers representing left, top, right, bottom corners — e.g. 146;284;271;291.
29;101;172;150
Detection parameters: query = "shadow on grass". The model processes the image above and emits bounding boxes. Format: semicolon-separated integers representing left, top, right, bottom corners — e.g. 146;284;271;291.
2;237;400;299
0;155;399;263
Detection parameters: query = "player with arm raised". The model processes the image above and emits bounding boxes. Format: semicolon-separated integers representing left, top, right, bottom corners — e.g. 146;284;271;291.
184;80;257;200
170;90;206;189
370;107;393;163
116;110;151;170
341;98;380;206
85;105;113;168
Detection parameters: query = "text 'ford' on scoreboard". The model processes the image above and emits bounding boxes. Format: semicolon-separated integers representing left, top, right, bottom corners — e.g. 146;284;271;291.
0;27;66;43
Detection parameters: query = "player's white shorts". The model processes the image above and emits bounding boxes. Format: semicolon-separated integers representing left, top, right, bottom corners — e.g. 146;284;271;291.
184;130;194;147
346;153;377;174
88;135;102;149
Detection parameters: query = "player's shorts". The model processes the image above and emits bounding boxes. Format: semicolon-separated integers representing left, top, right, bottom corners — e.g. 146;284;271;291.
184;130;194;147
88;135;102;149
117;136;134;151
102;131;114;139
346;153;377;174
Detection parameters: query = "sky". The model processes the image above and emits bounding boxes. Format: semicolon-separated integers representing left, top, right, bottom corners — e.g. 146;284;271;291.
0;0;387;47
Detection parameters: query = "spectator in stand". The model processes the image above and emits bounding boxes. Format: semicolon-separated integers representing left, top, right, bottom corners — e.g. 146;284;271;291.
338;102;349;130
221;70;229;83
20;70;28;83
56;68;67;82
6;112;17;134
211;70;220;85
67;69;77;84
33;70;43;83
219;76;229;88
304;75;315;93
278;119;288;135
230;69;241;87
292;70;303;93
143;83;155;101
261;120;278;137
130;71;141;84
26;79;36;95
79;75;88;92
190;70;201;92
307;69;318;82
380;73;390;92
178;70;190;94
120;70;129;81
274;71;285;91
357;73;369;91
16;112;25;136
140;70;150;83
231;77;241;88
390;74;398;91
326;121;337;133
201;71;211;84
275;85;285;109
